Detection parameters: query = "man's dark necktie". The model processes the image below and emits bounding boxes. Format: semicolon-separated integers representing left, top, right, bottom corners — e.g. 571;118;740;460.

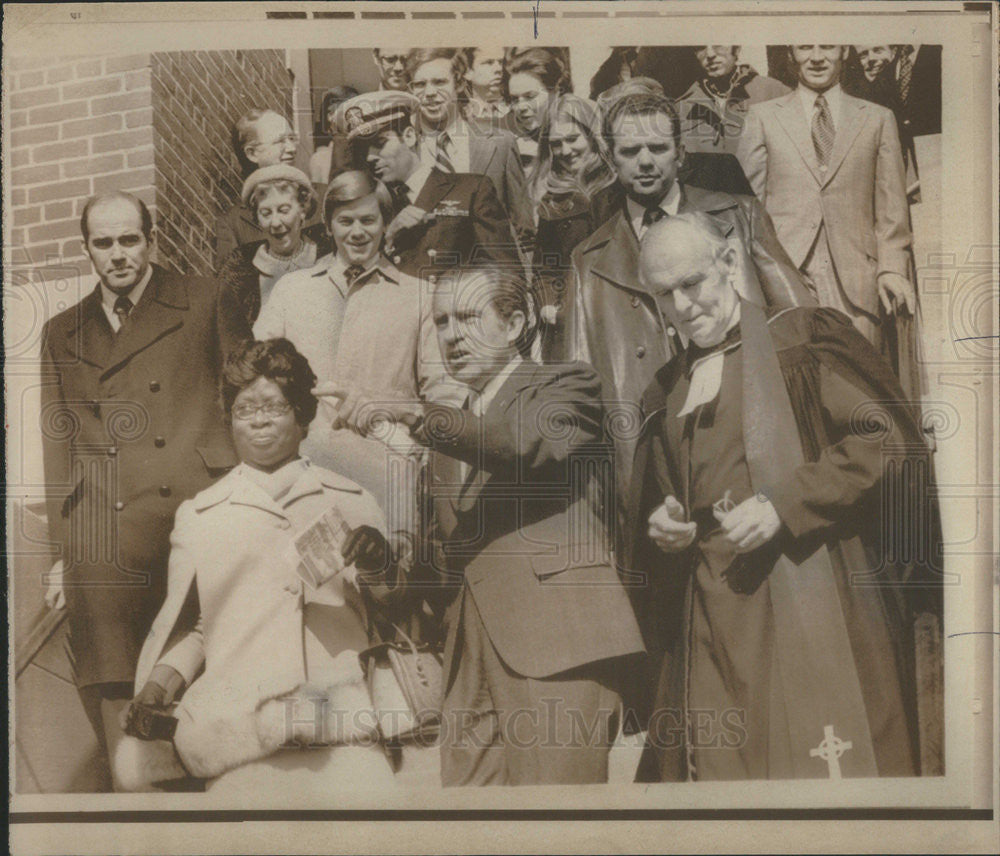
642;205;666;230
811;93;835;170
113;295;133;332
434;131;455;174
896;45;914;105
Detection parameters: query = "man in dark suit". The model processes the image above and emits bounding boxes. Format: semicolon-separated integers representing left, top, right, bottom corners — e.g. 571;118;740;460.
391;266;645;786
41;192;251;789
338;90;520;279
214;108;323;269
405;48;533;242
566;89;815;532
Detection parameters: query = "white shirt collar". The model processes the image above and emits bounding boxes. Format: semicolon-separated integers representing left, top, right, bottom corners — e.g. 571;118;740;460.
404;156;433;201
797;82;842;130
626;180;682;240
470;355;522;417
100;264;153;331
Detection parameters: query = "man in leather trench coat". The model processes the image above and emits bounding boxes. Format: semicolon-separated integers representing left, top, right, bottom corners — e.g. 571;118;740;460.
565;90;816;539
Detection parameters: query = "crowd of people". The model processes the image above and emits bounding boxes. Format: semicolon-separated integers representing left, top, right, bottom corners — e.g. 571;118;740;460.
40;44;942;793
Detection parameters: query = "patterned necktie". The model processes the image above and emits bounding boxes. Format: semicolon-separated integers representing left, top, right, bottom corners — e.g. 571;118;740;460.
345;264;365;285
896;45;914;105
434;131;455;173
811;93;835;170
112;295;133;331
642;206;666;229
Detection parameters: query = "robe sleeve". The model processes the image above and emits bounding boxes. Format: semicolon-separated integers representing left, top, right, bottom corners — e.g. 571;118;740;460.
767;309;916;540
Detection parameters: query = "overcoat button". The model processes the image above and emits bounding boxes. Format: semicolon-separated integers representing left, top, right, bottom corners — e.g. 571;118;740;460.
154;436;165;448
159;485;171;497
149;381;160;392
631;296;640;308
666;326;676;337
392;255;401;264
113;501;125;511
636;346;646;358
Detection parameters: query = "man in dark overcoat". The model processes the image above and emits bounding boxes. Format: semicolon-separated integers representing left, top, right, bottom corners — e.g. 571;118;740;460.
40;191;251;788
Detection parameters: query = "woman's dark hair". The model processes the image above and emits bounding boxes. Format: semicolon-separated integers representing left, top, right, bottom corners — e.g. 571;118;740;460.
221;338;318;429
505;48;569;98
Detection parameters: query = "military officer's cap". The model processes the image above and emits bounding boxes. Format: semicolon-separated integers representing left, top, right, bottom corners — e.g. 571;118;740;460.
334;91;419;143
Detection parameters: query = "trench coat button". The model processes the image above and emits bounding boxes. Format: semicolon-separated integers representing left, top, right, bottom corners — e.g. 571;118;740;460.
283;581;298;594
630;295;641;308
278;520;291;530
636;345;646;358
107;446;118;456
392;254;401;264
113;501;125;512
159;485;171;497
149;381;161;392
154;436;165;448
666;326;676;337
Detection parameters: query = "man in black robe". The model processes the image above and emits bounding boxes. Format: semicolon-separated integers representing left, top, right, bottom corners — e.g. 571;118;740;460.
626;213;942;781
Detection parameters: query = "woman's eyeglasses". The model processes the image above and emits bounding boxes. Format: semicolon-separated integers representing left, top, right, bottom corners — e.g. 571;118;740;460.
231;402;292;421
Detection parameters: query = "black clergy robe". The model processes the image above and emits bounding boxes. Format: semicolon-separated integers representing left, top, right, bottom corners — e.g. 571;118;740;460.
626;304;942;781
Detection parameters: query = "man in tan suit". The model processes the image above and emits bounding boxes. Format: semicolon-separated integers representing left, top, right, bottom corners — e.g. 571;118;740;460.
737;45;915;350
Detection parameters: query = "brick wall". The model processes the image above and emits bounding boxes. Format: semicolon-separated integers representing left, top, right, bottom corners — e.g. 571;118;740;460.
7;54;157;293
150;50;293;274
6;48;295;793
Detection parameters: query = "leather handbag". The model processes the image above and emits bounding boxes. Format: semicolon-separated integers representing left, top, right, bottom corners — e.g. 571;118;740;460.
358;622;443;744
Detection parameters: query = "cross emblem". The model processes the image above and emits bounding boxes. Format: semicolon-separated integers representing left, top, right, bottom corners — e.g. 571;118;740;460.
810;724;852;779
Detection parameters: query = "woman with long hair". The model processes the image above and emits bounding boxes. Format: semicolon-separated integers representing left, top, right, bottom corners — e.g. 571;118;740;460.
528;94;615;361
505;47;570;171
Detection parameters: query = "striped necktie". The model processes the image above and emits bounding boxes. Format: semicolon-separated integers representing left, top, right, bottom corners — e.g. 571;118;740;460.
896;46;914;105
434;131;455;173
811;93;835;170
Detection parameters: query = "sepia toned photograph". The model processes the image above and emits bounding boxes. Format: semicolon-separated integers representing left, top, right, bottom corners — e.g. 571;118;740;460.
4;2;997;854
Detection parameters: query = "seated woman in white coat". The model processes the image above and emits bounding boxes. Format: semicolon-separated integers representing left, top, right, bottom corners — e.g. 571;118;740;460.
115;338;401;795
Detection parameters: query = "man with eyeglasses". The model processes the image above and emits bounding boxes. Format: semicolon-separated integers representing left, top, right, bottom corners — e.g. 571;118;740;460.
214;108;324;269
405;48;532;243
40;191;251;789
373;48;410;92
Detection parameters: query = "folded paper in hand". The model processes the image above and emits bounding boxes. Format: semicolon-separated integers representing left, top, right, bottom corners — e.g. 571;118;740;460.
294;506;353;589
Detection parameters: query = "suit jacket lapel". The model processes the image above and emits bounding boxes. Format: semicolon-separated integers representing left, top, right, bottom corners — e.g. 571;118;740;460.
414;169;459;214
102;265;188;381
822;95;869;187
456;360;536;511
468;135;497;179
774;92;824;186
